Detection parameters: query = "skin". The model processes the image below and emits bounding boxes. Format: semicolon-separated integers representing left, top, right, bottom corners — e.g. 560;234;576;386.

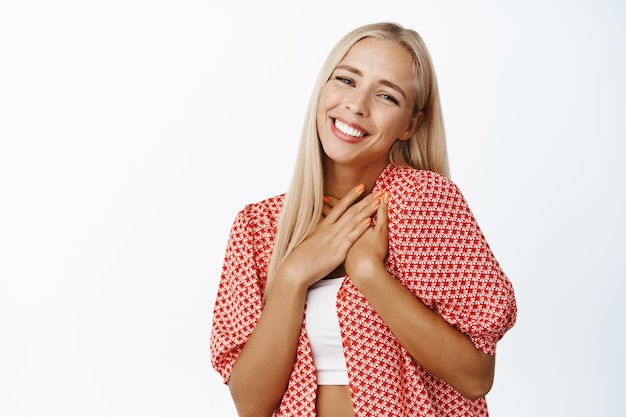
228;185;382;417
316;37;422;200
227;38;495;417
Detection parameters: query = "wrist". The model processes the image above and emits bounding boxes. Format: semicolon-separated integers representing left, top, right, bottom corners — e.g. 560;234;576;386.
346;258;388;286
270;265;311;297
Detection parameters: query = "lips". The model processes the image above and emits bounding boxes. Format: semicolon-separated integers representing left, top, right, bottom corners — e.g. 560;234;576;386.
331;118;370;143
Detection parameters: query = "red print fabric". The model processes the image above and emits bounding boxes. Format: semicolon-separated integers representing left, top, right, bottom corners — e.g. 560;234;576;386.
210;164;517;417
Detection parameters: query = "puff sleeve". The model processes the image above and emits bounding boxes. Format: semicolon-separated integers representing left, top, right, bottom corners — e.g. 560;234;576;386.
210;205;266;383
388;171;517;355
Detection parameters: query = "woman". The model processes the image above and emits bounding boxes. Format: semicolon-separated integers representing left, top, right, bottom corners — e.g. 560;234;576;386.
211;22;516;417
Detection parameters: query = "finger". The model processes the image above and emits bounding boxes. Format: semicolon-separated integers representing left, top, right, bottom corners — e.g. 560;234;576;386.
376;191;389;233
322;202;332;217
327;189;382;233
339;189;384;224
321;195;340;217
344;216;373;243
323;195;340;208
341;194;381;237
324;184;366;223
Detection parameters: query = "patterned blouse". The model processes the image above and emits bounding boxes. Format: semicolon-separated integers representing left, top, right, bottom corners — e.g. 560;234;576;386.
211;164;517;416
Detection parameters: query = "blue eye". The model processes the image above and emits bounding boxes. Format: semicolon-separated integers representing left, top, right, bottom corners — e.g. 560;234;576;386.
335;76;354;86
380;93;400;105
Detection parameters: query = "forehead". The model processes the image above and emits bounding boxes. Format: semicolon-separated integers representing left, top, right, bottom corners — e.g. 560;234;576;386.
336;37;416;84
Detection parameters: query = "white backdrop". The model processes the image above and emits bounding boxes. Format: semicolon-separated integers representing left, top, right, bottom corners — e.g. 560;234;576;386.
1;0;625;416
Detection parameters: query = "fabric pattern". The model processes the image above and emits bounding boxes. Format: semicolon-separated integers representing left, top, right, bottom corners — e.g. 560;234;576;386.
210;164;517;417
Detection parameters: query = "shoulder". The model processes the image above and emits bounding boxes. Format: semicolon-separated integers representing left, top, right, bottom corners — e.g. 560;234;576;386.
382;165;465;204
224;194;284;268
239;194;285;219
231;194;285;237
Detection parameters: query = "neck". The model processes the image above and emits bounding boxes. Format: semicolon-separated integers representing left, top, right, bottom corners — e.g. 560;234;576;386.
323;158;389;199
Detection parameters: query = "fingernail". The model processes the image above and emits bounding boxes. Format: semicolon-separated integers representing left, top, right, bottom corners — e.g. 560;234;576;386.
323;196;329;203
383;191;390;203
355;184;365;193
374;190;384;198
371;199;380;208
362;217;372;226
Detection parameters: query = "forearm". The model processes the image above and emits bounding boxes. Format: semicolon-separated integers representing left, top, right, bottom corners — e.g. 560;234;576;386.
352;266;495;399
228;276;308;417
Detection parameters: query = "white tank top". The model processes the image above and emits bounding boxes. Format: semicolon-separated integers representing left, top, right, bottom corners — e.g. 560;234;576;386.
305;277;349;385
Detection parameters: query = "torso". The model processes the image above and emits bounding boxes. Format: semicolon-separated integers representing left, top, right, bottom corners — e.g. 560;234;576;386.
314;264;353;416
316;385;354;417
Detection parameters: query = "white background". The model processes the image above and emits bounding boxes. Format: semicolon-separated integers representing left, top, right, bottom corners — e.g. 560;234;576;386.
1;0;624;416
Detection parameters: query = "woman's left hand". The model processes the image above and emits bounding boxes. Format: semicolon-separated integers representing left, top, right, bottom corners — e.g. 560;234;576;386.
325;191;390;281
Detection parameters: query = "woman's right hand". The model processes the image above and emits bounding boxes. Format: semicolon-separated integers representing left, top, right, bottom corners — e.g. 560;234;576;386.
275;184;384;287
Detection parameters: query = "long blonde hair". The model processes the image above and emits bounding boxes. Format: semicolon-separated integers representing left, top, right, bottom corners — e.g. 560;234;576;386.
265;22;449;290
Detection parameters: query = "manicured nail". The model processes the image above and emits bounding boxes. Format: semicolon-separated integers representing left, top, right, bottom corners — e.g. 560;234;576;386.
362;217;372;226
373;190;384;198
383;191;390;204
323;196;329;203
355;184;365;193
371;199;380;208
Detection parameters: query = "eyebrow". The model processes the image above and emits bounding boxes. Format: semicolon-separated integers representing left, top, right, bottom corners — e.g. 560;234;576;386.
335;64;407;99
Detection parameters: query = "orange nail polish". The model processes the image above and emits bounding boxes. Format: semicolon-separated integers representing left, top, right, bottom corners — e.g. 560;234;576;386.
374;190;384;198
371;199;380;208
383;191;390;203
355;184;365;193
362;217;372;226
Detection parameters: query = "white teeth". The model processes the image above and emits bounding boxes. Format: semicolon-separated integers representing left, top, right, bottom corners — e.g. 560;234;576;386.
335;119;365;137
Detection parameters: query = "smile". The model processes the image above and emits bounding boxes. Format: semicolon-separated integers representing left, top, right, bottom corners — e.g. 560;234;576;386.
334;119;367;138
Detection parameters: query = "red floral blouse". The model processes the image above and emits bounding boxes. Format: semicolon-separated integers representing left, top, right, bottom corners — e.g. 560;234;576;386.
211;164;517;416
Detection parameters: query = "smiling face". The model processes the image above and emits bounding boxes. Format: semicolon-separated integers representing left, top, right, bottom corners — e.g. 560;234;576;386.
316;37;422;177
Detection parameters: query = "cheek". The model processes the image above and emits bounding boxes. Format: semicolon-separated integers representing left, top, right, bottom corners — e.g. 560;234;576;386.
319;82;347;105
317;87;333;109
316;87;337;126
316;101;328;135
377;111;410;134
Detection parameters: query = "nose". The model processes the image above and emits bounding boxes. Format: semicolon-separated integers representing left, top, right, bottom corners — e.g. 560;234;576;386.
345;89;369;117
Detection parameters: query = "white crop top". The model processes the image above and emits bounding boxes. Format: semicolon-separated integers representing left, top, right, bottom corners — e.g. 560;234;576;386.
305;277;349;385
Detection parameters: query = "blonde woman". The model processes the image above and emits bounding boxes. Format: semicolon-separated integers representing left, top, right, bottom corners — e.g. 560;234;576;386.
211;22;516;417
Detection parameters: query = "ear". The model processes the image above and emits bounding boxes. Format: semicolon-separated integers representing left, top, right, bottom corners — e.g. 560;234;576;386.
398;110;424;141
